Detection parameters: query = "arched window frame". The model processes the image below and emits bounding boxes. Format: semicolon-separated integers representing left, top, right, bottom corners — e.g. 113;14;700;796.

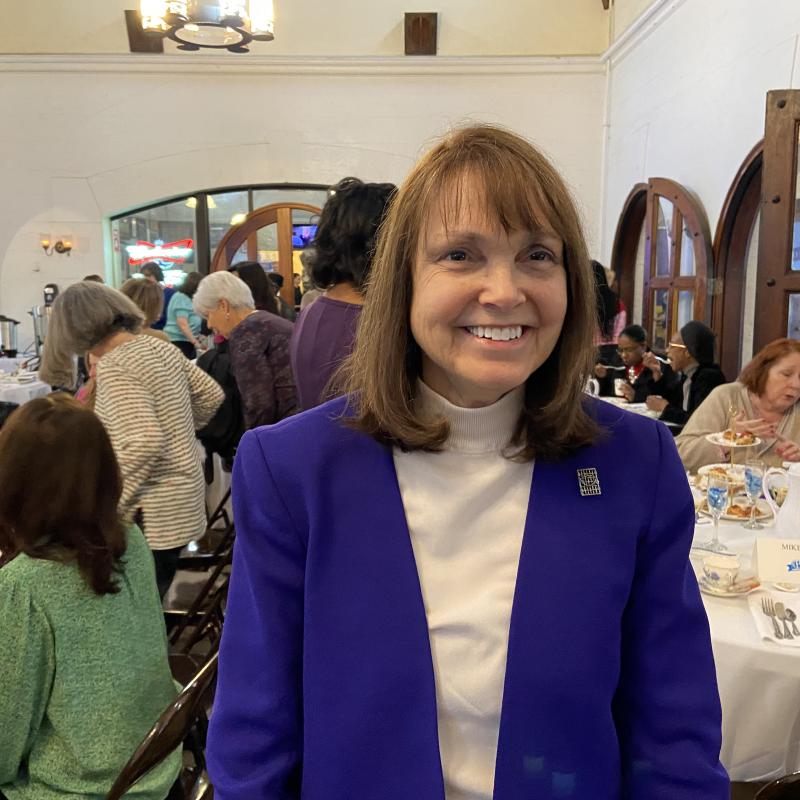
611;178;712;352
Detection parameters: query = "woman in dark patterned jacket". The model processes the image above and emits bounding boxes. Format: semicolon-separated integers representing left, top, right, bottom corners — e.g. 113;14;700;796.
194;271;298;430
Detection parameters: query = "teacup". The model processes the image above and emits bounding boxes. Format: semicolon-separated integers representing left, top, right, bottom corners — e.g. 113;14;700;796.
702;554;740;591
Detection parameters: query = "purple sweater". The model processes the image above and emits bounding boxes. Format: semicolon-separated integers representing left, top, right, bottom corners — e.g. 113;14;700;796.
290;296;362;411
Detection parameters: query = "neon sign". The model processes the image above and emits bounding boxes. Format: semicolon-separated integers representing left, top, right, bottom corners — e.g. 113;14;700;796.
126;239;194;267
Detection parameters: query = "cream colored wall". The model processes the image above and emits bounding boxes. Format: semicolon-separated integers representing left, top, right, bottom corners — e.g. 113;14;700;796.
610;0;657;41
0;57;606;347
0;0;609;56
601;0;800;359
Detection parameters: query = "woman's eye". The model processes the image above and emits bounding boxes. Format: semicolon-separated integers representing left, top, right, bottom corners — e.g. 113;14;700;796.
527;248;554;262
443;250;469;262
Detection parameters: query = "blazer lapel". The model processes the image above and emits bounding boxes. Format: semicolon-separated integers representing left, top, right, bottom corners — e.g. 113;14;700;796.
492;452;634;798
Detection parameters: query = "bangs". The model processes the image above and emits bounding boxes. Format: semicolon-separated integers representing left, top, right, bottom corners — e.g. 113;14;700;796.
421;148;567;244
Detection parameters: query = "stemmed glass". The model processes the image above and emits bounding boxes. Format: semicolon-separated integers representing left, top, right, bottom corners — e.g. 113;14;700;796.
694;475;732;553
743;460;765;530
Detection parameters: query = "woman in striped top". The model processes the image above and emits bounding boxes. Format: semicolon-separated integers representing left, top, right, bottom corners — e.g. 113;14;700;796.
41;281;224;597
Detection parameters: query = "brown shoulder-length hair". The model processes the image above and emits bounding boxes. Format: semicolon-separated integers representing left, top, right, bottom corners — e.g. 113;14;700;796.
340;123;598;461
740;338;800;396
121;277;164;326
0;394;127;595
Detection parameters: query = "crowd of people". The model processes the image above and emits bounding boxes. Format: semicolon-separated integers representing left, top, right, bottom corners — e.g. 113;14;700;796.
7;122;800;799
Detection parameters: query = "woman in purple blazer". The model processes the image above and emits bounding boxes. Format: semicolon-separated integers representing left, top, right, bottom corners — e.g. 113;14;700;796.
207;125;729;799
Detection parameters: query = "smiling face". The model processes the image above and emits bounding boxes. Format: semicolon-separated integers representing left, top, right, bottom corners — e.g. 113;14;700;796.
409;175;568;408
762;353;800;413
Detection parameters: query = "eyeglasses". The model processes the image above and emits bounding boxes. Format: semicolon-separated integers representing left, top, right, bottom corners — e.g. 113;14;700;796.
667;342;687;350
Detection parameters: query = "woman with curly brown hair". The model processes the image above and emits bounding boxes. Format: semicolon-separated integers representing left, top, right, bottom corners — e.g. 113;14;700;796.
0;395;179;800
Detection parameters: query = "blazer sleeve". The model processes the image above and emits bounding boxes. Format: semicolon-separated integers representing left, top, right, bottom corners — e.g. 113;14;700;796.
206;430;305;799
613;423;728;798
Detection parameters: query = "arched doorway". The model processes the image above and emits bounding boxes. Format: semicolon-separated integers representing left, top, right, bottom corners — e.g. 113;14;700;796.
712;140;762;378
612;178;713;352
211;202;322;308
754;89;800;351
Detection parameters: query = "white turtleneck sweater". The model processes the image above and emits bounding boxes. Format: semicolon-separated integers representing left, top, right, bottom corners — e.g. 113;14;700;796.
393;381;533;800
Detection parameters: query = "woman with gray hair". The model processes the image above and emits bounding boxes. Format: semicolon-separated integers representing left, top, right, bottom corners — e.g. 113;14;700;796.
40;281;224;597
194;270;298;429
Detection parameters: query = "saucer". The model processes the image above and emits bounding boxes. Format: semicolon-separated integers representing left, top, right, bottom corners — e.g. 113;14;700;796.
699;577;760;597
773;582;800;593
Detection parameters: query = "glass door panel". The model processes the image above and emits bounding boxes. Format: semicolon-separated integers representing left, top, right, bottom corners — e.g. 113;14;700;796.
680;218;696;276
256;223;279;272
677;289;694;330
788;293;800;338
651;288;669;351
655;197;674;277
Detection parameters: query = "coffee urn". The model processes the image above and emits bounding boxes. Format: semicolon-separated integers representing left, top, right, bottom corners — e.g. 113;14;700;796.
29;283;59;358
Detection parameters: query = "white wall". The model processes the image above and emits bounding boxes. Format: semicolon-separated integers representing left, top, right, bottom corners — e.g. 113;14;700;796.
0;0;608;56
0;56;606;348
601;0;800;340
610;0;658;41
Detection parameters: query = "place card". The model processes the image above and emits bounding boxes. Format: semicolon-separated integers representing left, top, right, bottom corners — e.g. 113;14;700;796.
752;538;800;585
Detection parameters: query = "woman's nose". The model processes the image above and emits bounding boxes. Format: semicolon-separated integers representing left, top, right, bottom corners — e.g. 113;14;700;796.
478;263;525;309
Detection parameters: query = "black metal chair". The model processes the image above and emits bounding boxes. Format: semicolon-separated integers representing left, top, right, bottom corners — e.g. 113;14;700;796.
754;772;800;799
166;546;232;653
105;652;218;800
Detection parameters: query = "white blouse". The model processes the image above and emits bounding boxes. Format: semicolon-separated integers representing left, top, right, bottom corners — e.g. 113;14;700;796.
393;381;532;799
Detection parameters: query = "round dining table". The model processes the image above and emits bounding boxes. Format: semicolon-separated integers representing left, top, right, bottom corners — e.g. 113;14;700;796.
0;377;50;406
692;519;800;782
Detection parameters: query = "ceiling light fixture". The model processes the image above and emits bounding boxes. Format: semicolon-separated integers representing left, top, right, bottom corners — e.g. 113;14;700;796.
140;0;274;53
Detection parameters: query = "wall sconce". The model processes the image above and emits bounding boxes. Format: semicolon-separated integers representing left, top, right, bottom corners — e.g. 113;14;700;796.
40;234;73;256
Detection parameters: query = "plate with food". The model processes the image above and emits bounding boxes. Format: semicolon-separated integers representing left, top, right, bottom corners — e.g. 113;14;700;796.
698;496;773;521
695;463;746;491
705;430;762;448
698;576;761;597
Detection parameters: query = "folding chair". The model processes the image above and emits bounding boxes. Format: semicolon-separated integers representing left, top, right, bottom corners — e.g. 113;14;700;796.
105;652;218;800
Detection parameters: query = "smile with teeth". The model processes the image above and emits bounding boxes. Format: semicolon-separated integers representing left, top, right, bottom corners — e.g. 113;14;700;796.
465;325;524;342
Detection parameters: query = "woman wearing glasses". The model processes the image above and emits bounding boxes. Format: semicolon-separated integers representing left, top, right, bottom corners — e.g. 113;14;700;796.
594;324;666;403
644;321;726;426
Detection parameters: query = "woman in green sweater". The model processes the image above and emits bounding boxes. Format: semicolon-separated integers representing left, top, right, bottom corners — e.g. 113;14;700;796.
0;395;180;800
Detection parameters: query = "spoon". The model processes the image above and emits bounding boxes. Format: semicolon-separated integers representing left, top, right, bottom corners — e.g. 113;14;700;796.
784;607;800;636
775;602;794;639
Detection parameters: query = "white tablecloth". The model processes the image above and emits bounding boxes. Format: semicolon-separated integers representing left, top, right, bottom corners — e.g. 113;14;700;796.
0;380;50;405
692;521;800;781
0;356;28;373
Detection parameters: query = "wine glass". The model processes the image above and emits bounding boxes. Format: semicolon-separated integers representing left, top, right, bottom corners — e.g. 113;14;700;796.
743;460;765;530
694;475;732;553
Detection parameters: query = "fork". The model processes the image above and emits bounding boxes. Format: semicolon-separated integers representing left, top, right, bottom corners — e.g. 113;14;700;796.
762;596;784;639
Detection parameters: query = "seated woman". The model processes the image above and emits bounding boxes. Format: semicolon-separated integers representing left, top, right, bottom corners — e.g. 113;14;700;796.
644;321;726;427
164;271;204;359
594;324;664;403
0;394;180;800
40;282;224;598
677;338;800;471
290;177;396;410
193;271;298;430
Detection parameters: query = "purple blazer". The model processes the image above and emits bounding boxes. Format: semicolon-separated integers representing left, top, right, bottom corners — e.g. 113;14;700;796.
207;396;728;799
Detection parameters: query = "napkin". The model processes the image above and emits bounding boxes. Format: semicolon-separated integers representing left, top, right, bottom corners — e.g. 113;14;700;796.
747;592;800;647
